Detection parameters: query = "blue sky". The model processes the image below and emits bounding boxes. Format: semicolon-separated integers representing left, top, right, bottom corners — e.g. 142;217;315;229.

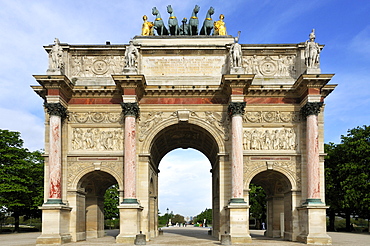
0;0;369;217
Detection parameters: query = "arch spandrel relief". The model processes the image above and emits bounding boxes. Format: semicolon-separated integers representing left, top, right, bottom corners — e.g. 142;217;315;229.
138;110;230;142
67;161;123;190
243;159;301;190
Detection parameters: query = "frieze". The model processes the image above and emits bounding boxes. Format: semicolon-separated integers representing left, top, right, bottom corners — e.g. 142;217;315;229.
243;111;301;123
70;55;125;77
67;161;122;189
71;128;123;151
68;112;122;124
243;55;296;78
243;128;297;151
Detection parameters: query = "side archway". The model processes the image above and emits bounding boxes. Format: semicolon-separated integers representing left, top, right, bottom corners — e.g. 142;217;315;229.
246;169;297;239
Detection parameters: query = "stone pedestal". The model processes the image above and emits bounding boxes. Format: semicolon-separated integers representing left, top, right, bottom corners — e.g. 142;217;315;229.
227;203;252;244
36;205;72;245
123;67;138;74
116;204;143;244
230;67;245;74
297;205;331;245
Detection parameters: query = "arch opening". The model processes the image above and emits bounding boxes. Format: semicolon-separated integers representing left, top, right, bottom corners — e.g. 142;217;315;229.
73;171;119;240
249;170;293;239
149;122;221;236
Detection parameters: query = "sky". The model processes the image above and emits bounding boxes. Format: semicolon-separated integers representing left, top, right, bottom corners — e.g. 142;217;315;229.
0;0;369;217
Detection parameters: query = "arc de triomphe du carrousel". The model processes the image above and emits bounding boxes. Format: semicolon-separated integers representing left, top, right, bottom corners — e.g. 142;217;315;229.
32;5;336;245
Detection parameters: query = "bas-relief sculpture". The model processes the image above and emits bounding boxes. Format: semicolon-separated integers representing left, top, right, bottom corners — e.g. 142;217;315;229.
243;111;300;123
243;55;297;77
71;55;125;77
243;128;297;151
71;128;123;151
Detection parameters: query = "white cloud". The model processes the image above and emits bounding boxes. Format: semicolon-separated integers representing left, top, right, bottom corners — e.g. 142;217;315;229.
0;108;44;151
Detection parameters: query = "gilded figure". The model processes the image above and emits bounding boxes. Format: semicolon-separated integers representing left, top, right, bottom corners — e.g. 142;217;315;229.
141;15;154;36
213;14;227;35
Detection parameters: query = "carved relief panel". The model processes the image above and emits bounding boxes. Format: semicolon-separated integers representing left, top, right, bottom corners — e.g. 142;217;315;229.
243;128;297;151
243;111;301;123
70;55;125;77
71;128;123;151
243;55;296;78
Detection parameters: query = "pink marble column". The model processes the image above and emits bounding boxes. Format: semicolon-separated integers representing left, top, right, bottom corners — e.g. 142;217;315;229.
121;102;140;204
302;102;323;204
45;103;66;204
228;102;246;203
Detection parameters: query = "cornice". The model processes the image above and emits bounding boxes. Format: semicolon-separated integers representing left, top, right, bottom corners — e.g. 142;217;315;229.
32;75;74;101
292;74;335;98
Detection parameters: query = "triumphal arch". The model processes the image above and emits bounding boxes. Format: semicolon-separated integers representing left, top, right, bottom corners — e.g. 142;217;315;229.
32;7;336;245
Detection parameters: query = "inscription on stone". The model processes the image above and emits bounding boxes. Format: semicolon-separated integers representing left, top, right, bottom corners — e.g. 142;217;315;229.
142;56;224;76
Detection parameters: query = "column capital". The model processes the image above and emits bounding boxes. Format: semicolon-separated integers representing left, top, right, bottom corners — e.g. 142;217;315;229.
121;102;140;118
44;102;67;119
228;102;246;117
301;102;323;118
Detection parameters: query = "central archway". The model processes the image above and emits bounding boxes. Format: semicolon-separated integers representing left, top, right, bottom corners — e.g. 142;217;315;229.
148;122;222;237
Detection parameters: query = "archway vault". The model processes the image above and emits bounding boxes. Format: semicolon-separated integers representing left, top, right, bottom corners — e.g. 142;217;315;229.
149;122;220;168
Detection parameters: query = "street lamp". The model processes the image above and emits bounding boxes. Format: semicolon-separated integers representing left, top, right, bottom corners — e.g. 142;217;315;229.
166;208;169;227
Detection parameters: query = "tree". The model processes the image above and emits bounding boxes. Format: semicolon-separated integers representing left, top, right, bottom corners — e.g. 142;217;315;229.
325;125;370;232
195;208;212;225
171;214;185;224
249;183;266;228
0;130;44;232
104;184;119;220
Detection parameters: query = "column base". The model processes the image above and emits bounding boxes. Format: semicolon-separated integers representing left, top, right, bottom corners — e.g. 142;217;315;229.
121;198;139;204
44;198;65;205
297;204;331;245
37;205;72;245
229;198;246;204
226;203;252;243
36;234;72;246
116;203;143;244
303;198;324;205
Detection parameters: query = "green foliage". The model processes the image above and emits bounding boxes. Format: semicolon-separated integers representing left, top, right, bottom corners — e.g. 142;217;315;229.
171;214;185;224
249;183;266;222
0;129;44;232
325;125;370;231
194;208;212;224
103;184;119;220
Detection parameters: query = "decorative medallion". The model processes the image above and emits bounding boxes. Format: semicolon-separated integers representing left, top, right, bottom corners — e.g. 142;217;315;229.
92;60;108;75
260;61;277;76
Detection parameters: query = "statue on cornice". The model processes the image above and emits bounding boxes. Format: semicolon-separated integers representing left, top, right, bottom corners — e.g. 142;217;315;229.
48;38;64;74
141;15;154;36
230;31;242;67
213;14;227;36
304;29;321;69
124;41;139;69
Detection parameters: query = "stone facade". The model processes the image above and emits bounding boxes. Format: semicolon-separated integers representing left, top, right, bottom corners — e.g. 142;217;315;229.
32;34;336;245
